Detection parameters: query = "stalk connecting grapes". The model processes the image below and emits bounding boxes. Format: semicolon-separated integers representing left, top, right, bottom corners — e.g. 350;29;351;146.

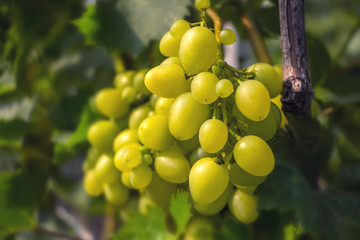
83;0;285;226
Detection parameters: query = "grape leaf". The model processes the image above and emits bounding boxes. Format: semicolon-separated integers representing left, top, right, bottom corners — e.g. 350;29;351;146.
169;190;192;235
112;206;172;240
0;62;16;95
0;169;47;237
0;119;35;144
74;0;191;56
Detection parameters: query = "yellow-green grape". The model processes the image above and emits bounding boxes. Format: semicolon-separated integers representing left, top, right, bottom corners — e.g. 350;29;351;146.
247;62;282;98
159;31;181;57
103;179;130;205
170;20;190;39
195;0;210;10
94;154;120;183
95;88;129;119
271;95;286;127
142;153;153;166
138;115;175;151
191;72;219;104
179;27;217;74
219;29;236;45
83;169;103;197
199;119;228;153
145;172;177;211
189;157;229;204
114;145;142;171
189;147;215;166
113;128;139;153
155;97;175;115
233;135;275;176
83;147;102;172
139;194;156;214
128;105;151;129
114;143;141;171
177;134;200;154
144;63;187;98
273;64;282;79
114;71;135;90
129;164;153;189
155;150;190;183
121;171;133;189
232;104;278;141
216;79;234;98
228;189;259;223
184;216;214;240
235;80;271;121
160;57;183;69
236;185;257;194
271;102;282;129
133;69;151;95
169;92;210;140
121;86;137;103
193;183;233;216
88;120;120;152
228;163;267;187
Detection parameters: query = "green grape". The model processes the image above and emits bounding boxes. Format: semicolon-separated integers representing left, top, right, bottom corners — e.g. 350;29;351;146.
82;147;102;172
232;104;277;141
184;216;214;240
273;64;282;79
83;169;103;197
142;153;153;166
114;71;135;90
189;147;215;166
114;145;142;171
233;135;275;176
160;57;183;69
216;79;234;98
103;179;130;205
235;80;271;121
170;20;190;39
94;154;120;183
138;115;175;151
128;105;152;129
169;92;210;140
138;193;156;214
121;86;137;103
191;72;219;104
155;97;175;115
145;63;187;98
179;26;217;74
247;62;282;98
155;150;190;183
95;88;129;119
228;163;267;187
189;157;229;204
88;120;120;152
271;102;282;129
177;134;200;154
195;0;210;10
219;29;236;45
271;94;286;128
133;69;151;95
193;183;233;216
145;172;178;211
113;128;139;153
228;189;259;223
129;164;153;189
159;31;181;57
236;185;257;194
199;119;228;153
211;65;221;77
121;171;133;189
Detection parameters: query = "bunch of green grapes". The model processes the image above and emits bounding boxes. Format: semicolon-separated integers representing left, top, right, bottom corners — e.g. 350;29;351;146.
82;0;288;226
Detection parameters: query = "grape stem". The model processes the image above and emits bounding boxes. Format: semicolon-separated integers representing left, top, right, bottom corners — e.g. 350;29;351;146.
229;128;241;141
220;102;228;125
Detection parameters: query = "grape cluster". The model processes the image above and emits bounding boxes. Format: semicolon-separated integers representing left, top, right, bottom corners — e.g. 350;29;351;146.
83;0;286;225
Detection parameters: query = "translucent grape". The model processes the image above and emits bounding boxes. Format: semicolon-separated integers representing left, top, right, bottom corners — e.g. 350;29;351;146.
121;171;133;189
113;128;139;153
199;119;228;153
83;170;103;197
228;163;267;187
129;164;153;189
128;105;152;129
155;97;175;115
233;135;275;176
195;0;210;10
95;88;129;119
103;179;130;205
271;94;287;128
179;27;217;74
114;71;135;90
191;72;219;104
159;31;181;57
216;79;234;98
170;20;190;39
87;120;120;152
177;134;200;154
235;80;271;121
228;189;259;223
189;147;215;166
160;57;183;69
114;145;142;171
155;150;190;183
121;86;137;103
144;63;187;98
94;154;120;183
169;92;210;140
133;69;151;95
219;29;236;45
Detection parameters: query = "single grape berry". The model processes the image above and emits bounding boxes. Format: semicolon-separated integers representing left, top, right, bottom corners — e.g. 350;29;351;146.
216;79;234;98
170;20;190;39
195;0;210;10
219;29;236;45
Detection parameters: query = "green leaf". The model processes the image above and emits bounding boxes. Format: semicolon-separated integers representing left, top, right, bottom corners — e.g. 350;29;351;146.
0;62;16;95
0;119;35;144
74;0;191;56
112;206;172;240
169;190;192;235
314;87;360;104
0;169;47;237
0;148;21;173
214;214;253;240
0;97;34;121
